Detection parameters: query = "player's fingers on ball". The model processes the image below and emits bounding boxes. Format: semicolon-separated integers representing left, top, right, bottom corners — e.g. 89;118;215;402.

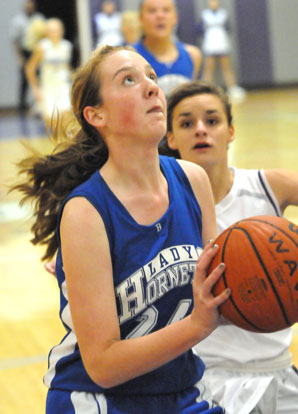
212;285;231;307
200;262;225;297
194;243;219;283
204;263;231;306
206;238;215;248
196;243;219;273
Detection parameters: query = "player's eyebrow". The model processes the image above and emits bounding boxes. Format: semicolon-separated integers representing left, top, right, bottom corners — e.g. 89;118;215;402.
176;109;220;120
113;64;155;79
176;112;192;118
206;109;219;114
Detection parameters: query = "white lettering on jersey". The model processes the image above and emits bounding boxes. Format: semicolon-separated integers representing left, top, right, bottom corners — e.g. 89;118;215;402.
116;244;202;324
156;223;162;232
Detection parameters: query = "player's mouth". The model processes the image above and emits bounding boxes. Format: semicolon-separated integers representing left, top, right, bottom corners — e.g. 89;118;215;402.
155;23;167;30
193;142;210;150
147;105;163;114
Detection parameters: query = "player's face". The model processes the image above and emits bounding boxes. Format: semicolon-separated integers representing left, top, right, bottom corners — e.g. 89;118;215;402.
102;1;115;15
97;50;167;142
167;93;234;170
140;0;177;39
47;21;63;42
208;0;220;11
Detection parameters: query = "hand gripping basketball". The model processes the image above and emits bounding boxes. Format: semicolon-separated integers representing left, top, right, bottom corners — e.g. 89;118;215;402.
208;215;298;332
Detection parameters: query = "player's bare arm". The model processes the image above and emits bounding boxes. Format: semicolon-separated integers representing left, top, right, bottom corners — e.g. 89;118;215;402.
265;169;298;212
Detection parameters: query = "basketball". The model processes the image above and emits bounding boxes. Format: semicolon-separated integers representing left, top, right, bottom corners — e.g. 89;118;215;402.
209;215;298;333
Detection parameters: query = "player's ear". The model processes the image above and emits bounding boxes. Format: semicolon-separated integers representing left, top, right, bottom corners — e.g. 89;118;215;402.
83;106;106;128
228;125;235;144
167;131;178;150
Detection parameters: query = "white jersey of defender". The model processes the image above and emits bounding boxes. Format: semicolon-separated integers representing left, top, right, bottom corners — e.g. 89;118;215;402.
194;167;292;368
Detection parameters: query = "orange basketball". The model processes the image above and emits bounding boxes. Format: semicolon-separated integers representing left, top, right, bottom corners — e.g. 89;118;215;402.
209;215;298;332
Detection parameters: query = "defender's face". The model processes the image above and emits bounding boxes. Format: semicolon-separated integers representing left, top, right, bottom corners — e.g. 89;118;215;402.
168;93;234;169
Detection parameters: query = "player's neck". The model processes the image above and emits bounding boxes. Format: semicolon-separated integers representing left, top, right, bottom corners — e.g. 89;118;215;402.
101;147;162;192
207;165;234;205
143;36;176;59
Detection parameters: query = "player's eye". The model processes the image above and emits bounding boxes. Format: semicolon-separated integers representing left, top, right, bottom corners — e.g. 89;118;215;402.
124;76;135;85
207;118;218;126
149;72;158;83
180;120;193;128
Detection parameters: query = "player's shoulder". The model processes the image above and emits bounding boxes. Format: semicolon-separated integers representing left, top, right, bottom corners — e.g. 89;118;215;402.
63;196;97;219
176;159;209;186
264;168;298;193
184;43;201;59
183;43;202;75
61;38;73;50
264;168;293;182
39;37;50;48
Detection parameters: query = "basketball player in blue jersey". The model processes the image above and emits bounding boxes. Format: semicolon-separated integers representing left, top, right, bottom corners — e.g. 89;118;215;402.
134;0;202;97
160;80;298;414
12;46;231;413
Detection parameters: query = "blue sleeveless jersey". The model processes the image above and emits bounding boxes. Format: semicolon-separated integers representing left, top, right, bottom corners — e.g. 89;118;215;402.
134;41;194;96
44;156;205;395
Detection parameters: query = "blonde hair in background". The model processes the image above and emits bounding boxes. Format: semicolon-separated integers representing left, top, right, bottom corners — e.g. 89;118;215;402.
121;10;141;45
25;17;47;51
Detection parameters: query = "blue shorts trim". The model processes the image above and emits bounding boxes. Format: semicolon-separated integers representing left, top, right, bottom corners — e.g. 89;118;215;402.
46;384;224;414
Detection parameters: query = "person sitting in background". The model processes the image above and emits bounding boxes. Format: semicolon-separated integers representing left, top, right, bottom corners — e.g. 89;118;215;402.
134;0;202;97
160;79;298;414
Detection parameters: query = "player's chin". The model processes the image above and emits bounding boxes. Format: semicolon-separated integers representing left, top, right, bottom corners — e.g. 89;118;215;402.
150;121;166;137
190;152;213;167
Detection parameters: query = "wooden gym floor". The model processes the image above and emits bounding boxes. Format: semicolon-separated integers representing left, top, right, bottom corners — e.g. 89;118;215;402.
0;87;298;413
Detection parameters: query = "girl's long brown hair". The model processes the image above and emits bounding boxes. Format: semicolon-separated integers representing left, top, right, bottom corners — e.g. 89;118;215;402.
11;45;134;261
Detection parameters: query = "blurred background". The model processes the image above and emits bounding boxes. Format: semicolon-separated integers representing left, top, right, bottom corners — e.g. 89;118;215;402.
1;0;298;108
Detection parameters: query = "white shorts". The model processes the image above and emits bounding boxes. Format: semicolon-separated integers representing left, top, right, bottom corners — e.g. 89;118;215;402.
201;366;298;414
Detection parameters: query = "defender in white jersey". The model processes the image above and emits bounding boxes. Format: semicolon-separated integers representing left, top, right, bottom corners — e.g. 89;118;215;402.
160;80;298;413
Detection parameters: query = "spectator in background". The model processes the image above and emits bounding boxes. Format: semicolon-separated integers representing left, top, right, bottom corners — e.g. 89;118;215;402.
94;0;124;48
26;18;73;132
121;10;141;46
134;0;202;98
9;0;45;113
198;0;246;103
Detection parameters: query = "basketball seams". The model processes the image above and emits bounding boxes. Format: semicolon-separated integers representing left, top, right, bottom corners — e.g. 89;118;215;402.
237;226;290;326
221;225;291;332
219;228;269;332
210;215;298;333
239;217;298;248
